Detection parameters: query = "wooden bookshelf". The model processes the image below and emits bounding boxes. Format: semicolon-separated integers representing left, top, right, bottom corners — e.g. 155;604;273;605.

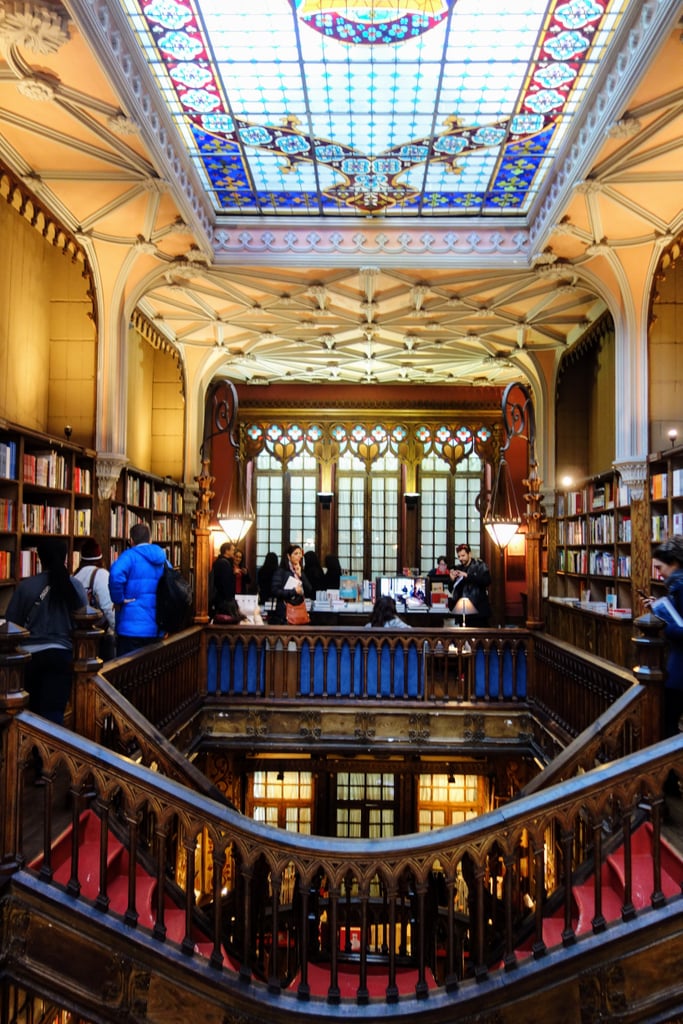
109;467;185;569
0;420;95;613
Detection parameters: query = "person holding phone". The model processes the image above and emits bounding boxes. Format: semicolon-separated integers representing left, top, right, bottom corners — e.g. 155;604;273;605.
642;536;683;743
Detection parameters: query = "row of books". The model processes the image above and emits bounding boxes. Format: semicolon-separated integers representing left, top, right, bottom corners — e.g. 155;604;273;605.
110;506;150;536
618;517;632;542
589;514;615;544
126;477;153;507
21;504;70;534
557;550;588;574
0;440;17;479
23;451;68;489
557;481;632;516
557;548;631;577
651;512;683;541
651;467;683;500
0;498;15;531
153;489;183;513
151;521;183;543
557;520;586;544
73;465;92;495
0;550;11;579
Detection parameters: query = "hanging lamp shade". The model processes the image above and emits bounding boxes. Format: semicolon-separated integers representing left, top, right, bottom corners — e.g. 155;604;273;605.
217;512;254;544
482;454;522;550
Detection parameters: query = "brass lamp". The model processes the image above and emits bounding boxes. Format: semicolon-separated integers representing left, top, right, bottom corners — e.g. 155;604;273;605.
482;381;537;550
201;379;254;545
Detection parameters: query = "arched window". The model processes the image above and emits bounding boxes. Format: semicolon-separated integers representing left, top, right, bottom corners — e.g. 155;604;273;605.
419;451;484;567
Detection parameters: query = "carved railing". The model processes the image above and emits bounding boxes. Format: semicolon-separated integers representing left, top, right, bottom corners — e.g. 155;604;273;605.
6;709;683;1012
203;625;529;704
528;632;637;739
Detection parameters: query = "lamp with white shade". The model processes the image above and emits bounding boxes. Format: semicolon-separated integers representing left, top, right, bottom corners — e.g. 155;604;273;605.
453;596;477;628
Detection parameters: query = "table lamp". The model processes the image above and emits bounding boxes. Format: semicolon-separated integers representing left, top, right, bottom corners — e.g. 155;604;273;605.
453;596;476;628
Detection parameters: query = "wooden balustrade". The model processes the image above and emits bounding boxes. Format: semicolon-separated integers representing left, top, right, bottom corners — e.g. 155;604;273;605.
5;709;683;1009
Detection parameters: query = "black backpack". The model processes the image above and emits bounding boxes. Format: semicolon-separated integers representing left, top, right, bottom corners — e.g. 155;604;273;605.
156;563;193;633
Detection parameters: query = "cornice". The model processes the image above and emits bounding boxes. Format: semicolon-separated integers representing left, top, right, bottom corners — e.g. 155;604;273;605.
212;222;531;267
237;399;504;417
529;0;682;252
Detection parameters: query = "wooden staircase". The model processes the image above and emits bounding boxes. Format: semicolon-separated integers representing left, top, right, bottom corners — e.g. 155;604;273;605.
31;810;228;963
515;821;683;958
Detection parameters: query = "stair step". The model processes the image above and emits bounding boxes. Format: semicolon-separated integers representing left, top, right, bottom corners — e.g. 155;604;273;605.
573;883;624;932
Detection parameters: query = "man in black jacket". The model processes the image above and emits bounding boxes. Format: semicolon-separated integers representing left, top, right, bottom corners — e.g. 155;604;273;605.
449;543;491;626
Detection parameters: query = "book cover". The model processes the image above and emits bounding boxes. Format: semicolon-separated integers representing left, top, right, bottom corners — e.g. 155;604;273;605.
651;595;683;628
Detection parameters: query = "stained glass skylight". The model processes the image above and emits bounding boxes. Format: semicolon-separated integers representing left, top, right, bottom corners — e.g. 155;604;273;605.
122;0;629;217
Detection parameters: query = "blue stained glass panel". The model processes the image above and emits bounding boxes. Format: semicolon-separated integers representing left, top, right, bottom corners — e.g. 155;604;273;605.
120;0;630;217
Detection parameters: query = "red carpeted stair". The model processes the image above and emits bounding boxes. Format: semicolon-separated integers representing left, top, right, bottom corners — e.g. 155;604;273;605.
516;821;683;958
31;810;224;960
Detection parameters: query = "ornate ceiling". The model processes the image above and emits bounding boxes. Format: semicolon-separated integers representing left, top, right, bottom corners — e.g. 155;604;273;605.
0;0;682;389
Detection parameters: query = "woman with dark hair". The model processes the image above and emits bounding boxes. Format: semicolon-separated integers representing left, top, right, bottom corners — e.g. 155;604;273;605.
304;550;326;594
257;551;279;605
365;595;411;630
644;535;683;738
6;538;88;780
270;544;314;624
324;553;342;590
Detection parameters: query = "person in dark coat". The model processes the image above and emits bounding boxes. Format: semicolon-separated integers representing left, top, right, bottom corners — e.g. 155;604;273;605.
645;536;683;737
448;543;491;626
6;537;87;780
304;550;326;594
257;551;279;605
324;554;342;590
210;541;241;618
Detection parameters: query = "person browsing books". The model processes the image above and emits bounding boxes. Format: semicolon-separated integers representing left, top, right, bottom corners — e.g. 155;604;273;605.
643;536;683;738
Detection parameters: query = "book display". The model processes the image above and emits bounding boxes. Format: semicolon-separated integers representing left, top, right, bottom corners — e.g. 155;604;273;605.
0;421;95;613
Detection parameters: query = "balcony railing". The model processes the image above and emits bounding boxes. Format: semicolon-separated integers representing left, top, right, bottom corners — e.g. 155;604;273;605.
0;618;676;1019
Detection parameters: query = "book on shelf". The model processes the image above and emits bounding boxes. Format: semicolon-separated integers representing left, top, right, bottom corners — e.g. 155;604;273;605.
651;472;668;500
0;440;17;479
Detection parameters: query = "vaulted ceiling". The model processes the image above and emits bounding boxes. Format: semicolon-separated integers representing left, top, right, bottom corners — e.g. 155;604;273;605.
0;0;682;389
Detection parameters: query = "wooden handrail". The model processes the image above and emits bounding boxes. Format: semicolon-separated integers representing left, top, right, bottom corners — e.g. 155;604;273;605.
7;710;683;1008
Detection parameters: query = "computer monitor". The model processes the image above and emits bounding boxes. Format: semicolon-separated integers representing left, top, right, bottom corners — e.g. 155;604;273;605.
376;576;430;608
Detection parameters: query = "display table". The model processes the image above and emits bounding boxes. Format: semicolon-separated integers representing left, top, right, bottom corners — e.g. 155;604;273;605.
309;602;454;628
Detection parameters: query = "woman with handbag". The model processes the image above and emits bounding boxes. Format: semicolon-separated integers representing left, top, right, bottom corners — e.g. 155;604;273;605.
270;544;313;624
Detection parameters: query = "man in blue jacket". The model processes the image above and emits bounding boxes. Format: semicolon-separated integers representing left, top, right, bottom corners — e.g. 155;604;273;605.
109;523;167;656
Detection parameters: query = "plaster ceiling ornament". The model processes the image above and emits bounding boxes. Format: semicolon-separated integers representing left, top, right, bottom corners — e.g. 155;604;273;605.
0;0;69;56
608;116;642;139
16;77;56;101
106;112;141;135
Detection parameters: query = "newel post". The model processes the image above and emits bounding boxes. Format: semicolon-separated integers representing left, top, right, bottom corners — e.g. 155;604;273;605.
632;611;667;748
71;608;105;740
0;621;31;875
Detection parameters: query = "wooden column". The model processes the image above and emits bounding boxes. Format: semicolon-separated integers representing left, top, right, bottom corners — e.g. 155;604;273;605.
524;457;544;630
194;456;214;623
